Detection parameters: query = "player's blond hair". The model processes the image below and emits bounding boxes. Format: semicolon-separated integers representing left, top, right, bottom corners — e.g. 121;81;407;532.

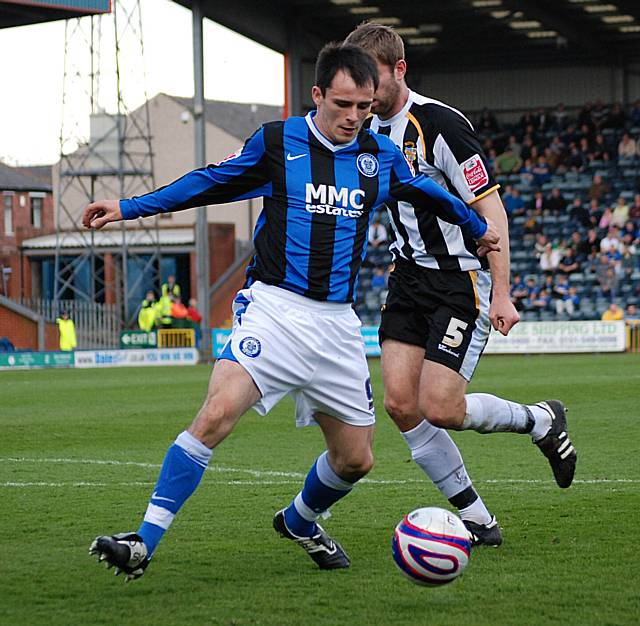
344;22;405;68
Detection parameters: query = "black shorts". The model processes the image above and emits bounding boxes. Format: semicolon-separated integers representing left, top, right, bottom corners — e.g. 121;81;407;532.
378;259;492;380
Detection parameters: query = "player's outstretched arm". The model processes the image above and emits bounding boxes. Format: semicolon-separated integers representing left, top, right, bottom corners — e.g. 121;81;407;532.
83;200;123;230
473;190;520;335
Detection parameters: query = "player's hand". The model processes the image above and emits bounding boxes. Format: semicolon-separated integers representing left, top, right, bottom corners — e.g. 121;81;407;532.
82;200;122;230
489;294;520;336
476;218;500;256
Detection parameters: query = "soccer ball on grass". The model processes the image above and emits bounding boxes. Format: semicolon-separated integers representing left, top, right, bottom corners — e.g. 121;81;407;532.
392;507;471;586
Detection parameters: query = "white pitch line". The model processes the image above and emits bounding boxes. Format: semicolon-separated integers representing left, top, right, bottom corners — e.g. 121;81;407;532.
0;457;637;486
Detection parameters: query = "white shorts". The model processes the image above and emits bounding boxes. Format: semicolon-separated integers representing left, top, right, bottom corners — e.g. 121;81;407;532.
218;282;375;428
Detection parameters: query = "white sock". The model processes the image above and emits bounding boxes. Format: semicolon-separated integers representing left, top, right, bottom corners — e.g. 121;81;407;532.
401;419;491;524
528;404;553;441
463;393;533;434
458;497;492;526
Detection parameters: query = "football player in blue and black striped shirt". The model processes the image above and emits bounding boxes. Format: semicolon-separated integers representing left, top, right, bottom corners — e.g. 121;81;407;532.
85;43;499;580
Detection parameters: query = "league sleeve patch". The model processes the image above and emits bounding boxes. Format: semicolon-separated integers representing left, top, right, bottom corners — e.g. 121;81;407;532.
460;154;489;192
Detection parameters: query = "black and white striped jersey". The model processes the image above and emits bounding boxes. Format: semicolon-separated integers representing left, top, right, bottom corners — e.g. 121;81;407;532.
367;90;501;271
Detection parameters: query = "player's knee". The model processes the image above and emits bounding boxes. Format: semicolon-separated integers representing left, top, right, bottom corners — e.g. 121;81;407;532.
384;394;420;430
422;395;465;429
332;449;374;482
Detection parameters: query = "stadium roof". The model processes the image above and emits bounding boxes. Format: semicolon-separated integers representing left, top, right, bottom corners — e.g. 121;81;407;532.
173;0;640;72
0;0;110;29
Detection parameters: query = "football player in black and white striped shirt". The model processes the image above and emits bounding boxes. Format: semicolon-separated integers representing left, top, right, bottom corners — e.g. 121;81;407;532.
346;23;577;545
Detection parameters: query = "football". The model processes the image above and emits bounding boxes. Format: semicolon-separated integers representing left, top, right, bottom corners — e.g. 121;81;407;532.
392;507;471;586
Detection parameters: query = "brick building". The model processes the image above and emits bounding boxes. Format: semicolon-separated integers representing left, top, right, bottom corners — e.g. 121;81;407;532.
0;162;54;299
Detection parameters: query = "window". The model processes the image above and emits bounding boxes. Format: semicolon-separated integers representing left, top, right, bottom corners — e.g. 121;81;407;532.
3;195;13;235
31;196;43;229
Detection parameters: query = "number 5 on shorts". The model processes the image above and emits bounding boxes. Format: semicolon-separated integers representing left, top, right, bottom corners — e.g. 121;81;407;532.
442;317;468;348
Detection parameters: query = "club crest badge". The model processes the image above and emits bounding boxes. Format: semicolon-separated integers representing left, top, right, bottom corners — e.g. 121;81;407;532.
239;336;261;358
403;141;417;163
357;153;379;178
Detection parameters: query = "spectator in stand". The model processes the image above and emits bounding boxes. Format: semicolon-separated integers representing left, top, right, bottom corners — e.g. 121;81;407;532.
532;289;552;312
625;304;640;321
534;106;550;133
595;255;618;299
577;103;594;131
532;155;552;187
56;311;77;352
530;189;544;214
558;247;580;274
506;134;522;157
629;194;640;220
505;186;526;217
591;133;611;162
495;146;522;175
619;245;637;279
518;110;537;134
170;297;189;327
520;135;535;161
603;103;626;130
510;273;529;311
555;285;580;316
588;174;610;203
156;291;173;329
138;290;158;331
585;228;602;255
186;298;203;347
588;198;603;226
368;216;388;248
162;275;181;299
598;206;614;231
371;266;388;289
548;136;567;167
540;243;561;275
544;187;567;215
551;103;569;131
601;303;624;321
477;107;499;134
591;100;608;130
618;133;638;160
570;231;590;262
622;220;639;249
519;158;535;187
611;196;630;228
534;233;549;258
600;227;621;253
566;142;586;172
569;198;591;228
630;100;640;127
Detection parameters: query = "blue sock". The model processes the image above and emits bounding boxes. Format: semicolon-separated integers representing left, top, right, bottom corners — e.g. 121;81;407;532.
137;431;212;556
283;451;355;538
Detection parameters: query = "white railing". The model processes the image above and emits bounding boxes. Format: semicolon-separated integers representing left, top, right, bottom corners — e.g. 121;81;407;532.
19;298;120;349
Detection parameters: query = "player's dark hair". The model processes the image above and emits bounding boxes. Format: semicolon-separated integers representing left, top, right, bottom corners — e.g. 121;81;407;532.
315;42;379;95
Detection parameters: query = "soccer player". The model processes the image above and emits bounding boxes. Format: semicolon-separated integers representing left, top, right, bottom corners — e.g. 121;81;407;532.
85;43;499;581
345;23;577;545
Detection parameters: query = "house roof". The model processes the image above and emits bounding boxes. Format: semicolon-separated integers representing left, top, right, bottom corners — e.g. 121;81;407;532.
168;95;283;142
0;162;52;192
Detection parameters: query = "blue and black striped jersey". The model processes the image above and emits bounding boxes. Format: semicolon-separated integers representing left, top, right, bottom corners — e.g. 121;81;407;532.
121;112;487;303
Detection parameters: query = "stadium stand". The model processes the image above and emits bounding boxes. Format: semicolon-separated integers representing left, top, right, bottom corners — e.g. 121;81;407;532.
355;101;640;325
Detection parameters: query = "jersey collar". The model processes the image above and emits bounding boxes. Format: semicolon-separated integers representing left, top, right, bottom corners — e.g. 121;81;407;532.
305;111;359;152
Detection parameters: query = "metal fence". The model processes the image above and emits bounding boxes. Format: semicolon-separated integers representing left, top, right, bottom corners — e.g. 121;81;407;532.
19;298;120;349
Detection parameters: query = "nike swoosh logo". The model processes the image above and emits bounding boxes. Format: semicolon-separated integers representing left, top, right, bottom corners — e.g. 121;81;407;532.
152;492;175;503
286;153;307;161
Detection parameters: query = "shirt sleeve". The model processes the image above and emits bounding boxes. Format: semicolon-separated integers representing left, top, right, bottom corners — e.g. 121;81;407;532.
428;108;499;203
385;146;488;240
120;127;270;219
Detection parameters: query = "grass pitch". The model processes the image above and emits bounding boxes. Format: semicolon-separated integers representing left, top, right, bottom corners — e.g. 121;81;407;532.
1;354;638;626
